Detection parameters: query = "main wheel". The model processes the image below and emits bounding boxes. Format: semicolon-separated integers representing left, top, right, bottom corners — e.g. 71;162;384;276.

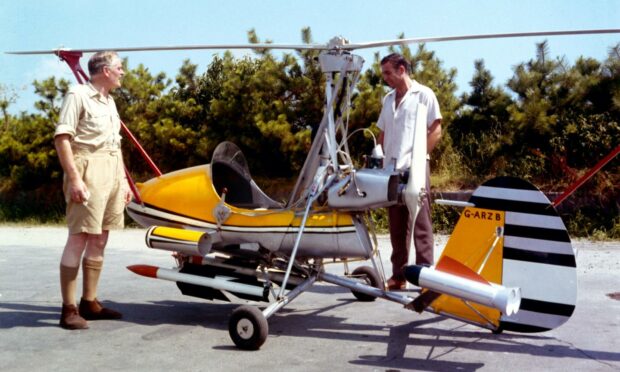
228;305;268;350
350;266;381;302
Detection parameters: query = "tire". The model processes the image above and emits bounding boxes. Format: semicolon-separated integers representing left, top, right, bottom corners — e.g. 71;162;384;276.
350;266;381;302
228;305;268;350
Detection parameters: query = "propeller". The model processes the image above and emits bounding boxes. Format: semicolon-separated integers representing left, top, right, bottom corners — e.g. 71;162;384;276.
6;28;620;55
402;103;428;237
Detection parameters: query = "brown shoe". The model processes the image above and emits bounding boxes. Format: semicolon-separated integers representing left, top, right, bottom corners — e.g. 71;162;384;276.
60;304;89;330
79;298;122;320
387;277;406;290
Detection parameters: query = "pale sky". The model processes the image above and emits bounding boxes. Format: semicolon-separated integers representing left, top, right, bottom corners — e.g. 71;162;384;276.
2;0;619;113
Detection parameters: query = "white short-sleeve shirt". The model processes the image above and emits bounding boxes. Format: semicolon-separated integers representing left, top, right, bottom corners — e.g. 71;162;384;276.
376;80;442;171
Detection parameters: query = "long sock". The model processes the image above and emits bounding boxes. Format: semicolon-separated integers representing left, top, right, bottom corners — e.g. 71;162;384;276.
82;258;103;301
60;264;79;306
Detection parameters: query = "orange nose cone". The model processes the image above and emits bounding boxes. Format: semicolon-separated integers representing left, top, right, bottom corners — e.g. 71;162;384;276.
127;264;159;278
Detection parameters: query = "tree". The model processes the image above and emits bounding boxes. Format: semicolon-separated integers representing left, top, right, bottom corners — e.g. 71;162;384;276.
0;104;65;221
448;60;512;181
0;77;69;189
33;77;70;121
113;60;204;175
503;41;620;186
0;84;18;131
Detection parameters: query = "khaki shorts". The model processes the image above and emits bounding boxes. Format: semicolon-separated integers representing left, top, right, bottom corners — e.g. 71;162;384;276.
63;148;126;235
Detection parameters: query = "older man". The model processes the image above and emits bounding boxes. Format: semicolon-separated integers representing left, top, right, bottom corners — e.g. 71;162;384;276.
377;53;442;290
55;51;131;329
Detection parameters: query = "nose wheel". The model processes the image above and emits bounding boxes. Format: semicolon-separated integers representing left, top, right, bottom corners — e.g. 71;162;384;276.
229;305;268;350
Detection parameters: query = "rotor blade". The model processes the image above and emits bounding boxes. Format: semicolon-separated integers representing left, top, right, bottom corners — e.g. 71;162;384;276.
7;29;620;55
344;28;620;50
6;43;330;55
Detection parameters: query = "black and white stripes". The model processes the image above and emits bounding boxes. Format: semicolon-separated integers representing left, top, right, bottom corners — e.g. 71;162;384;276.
470;177;577;333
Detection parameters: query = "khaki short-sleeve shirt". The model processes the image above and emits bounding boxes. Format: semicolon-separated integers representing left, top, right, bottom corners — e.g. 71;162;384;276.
55;83;122;150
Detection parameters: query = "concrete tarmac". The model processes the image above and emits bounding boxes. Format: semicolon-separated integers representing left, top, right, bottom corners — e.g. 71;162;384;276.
0;226;618;371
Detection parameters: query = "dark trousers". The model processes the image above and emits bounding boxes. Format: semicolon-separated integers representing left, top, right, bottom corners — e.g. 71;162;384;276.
388;163;434;281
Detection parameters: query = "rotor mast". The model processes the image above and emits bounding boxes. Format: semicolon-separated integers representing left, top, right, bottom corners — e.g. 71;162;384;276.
286;38;368;205
319;37;364;171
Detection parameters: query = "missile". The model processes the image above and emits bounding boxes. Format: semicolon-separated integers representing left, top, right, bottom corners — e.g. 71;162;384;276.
127;264;265;298
404;257;521;316
190;255;305;289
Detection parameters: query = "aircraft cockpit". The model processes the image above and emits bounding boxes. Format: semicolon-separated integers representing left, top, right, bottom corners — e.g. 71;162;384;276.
210;141;284;210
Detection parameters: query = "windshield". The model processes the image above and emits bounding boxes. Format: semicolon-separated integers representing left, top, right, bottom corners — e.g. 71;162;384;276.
210;141;252;182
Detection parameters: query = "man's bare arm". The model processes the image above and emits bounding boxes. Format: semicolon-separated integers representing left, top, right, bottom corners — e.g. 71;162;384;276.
427;119;442;153
55;134;89;203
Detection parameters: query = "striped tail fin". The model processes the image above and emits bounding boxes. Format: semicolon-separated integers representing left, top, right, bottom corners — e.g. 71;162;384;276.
429;176;576;333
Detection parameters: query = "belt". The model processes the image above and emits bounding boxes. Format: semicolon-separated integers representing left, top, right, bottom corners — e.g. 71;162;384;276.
72;145;121;156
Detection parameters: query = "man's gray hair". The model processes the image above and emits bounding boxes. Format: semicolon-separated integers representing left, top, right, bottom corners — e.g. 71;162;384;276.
88;51;119;76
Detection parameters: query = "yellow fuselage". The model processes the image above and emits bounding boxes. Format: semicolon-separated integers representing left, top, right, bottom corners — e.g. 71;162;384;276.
126;165;372;259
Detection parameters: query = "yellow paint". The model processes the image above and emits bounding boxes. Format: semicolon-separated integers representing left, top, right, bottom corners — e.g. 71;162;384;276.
137;165;355;229
152;226;203;242
430;207;505;328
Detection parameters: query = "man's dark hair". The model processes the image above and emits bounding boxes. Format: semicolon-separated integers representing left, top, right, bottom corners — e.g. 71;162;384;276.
380;53;411;73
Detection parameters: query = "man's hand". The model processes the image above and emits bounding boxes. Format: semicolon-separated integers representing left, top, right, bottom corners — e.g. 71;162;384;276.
124;185;133;205
55;134;90;204
68;178;90;204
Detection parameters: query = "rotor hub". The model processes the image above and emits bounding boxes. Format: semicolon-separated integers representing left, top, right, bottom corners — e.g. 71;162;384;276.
326;36;349;50
318;53;364;73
